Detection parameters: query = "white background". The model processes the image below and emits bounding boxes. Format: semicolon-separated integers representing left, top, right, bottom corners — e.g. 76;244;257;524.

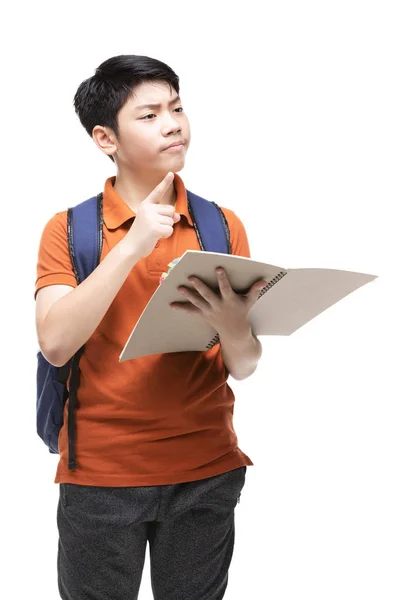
1;1;399;598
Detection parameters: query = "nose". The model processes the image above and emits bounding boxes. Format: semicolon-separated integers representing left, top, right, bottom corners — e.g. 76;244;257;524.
163;113;182;135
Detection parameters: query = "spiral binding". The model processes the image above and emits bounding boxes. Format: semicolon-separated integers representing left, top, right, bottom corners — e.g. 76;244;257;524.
204;269;288;350
257;270;287;298
206;333;220;350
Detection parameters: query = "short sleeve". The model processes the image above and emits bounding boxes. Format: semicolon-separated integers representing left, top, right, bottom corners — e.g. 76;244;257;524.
34;211;77;300
220;207;251;258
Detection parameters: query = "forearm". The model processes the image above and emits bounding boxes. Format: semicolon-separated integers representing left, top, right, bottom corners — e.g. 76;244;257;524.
41;238;140;367
218;321;262;381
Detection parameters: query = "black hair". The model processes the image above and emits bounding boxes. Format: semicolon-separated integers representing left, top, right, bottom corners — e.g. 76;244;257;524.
73;54;180;163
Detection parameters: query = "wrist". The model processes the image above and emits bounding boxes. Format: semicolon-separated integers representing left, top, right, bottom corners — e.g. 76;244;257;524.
118;236;142;263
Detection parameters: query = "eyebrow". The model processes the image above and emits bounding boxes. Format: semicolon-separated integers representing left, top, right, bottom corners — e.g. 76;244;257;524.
134;95;181;111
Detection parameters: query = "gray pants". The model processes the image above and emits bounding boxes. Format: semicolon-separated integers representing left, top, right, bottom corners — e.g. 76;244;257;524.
57;466;247;600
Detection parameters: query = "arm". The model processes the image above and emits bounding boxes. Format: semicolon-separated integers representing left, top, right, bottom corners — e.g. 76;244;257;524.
36;240;141;367
36;172;179;367
218;320;263;381
216;209;263;380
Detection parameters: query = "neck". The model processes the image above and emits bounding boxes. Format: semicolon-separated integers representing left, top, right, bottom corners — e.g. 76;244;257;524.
113;168;177;212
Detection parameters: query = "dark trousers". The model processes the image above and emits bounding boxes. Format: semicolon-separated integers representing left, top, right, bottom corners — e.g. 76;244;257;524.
57;466;247;600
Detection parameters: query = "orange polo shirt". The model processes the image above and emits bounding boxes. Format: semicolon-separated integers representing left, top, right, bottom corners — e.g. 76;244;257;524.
35;173;254;486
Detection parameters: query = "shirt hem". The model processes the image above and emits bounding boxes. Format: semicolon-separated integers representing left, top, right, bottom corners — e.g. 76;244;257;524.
54;453;254;487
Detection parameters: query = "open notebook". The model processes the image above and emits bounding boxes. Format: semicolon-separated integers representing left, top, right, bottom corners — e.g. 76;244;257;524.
119;250;378;361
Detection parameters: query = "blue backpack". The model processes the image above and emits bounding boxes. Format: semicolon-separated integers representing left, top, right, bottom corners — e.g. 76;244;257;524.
36;189;232;470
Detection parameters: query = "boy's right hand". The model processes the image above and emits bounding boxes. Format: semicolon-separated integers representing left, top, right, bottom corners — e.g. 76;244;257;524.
125;172;181;259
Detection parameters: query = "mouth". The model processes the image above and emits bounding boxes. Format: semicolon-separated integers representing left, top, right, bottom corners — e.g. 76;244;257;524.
163;142;186;151
164;144;185;152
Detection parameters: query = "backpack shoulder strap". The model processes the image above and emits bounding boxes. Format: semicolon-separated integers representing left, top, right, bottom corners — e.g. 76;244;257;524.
186;190;231;254
67;193;103;283
63;193;103;471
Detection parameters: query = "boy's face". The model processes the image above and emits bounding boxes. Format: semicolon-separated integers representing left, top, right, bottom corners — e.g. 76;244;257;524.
98;81;191;175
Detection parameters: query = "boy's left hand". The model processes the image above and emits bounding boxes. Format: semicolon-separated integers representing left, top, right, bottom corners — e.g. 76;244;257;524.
170;267;267;335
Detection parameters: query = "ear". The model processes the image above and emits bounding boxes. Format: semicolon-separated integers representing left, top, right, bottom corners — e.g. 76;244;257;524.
92;125;118;159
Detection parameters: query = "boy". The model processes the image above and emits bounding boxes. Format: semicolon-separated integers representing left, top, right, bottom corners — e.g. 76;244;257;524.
35;54;266;600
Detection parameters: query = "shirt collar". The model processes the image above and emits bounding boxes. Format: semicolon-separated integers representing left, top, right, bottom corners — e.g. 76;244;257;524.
102;173;194;230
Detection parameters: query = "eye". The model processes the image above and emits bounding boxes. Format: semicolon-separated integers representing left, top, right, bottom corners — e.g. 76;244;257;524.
141;107;184;120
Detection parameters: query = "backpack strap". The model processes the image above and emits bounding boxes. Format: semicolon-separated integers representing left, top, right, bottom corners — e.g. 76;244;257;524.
63;193;103;470
67;193;104;283
186;190;231;351
187;190;231;254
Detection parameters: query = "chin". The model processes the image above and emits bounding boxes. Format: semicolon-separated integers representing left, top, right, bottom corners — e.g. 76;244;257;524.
163;157;186;172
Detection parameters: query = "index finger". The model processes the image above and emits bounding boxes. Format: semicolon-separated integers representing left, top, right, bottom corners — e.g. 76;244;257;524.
143;172;175;204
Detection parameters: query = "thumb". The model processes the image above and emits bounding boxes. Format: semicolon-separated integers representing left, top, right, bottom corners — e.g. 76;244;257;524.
143;172;175;204
250;279;268;300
